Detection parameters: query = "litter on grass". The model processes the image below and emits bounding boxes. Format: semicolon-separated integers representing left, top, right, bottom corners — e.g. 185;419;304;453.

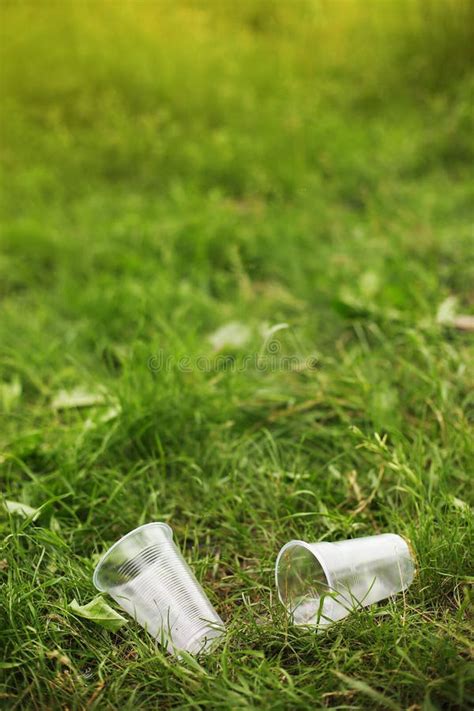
93;522;225;655
90;526;415;654
276;533;415;628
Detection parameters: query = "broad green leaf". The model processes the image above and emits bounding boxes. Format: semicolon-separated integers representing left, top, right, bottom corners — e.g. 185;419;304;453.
68;596;128;632
0;661;21;669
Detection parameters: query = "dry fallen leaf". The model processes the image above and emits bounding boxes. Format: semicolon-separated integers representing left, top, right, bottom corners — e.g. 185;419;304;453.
208;321;251;350
3;500;40;520
436;297;474;331
46;650;72;667
51;387;107;410
436;295;458;324
451;315;474;332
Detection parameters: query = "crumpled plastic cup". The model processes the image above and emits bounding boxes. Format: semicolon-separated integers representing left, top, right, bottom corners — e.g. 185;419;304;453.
276;533;415;628
93;522;225;655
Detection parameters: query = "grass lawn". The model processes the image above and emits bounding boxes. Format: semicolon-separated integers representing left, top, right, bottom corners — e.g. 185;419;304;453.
1;1;473;708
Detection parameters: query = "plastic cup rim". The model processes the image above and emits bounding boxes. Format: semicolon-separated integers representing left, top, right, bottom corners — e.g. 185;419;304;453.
275;538;335;611
93;521;173;591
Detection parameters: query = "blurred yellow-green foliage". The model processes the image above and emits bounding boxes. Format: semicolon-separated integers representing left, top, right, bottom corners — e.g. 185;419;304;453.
1;0;473;202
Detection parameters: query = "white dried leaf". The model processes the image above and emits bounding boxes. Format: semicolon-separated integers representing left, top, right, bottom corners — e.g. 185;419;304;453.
51;387;107;410
208;321;251;350
437;297;474;331
3;500;40;520
451;315;474;332
436;296;458;324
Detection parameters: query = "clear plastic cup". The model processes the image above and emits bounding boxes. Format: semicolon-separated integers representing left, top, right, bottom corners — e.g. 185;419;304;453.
93;522;225;655
276;533;415;628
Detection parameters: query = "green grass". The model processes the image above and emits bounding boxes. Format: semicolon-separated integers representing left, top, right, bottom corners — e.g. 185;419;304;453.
1;0;473;708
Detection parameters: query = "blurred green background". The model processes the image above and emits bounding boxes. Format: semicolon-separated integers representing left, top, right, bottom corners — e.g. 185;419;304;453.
1;0;473;375
1;1;473;708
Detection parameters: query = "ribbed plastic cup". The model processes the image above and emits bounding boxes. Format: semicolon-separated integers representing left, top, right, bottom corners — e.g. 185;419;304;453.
276;533;415;628
93;522;225;655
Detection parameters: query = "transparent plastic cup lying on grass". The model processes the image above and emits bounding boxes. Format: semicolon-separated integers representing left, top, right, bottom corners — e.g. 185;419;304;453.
93;522;224;655
276;533;415;628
